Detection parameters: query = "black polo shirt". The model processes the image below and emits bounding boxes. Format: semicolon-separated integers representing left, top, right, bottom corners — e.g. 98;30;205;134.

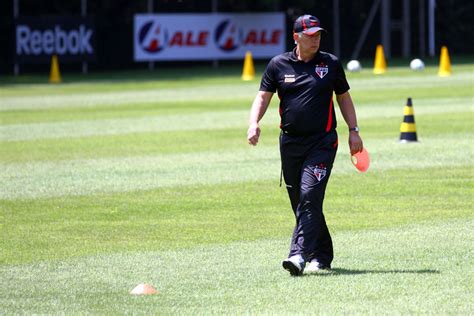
260;48;350;136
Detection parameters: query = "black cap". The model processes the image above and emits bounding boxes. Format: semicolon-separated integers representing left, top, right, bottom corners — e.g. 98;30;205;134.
293;15;326;35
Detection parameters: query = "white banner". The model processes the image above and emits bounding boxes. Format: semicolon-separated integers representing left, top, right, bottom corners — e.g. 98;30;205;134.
134;13;285;61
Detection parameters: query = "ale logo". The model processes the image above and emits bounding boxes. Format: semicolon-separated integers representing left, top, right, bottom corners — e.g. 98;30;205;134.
138;21;167;53
214;20;240;51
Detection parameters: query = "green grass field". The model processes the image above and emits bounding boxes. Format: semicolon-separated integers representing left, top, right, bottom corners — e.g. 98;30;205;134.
1;60;473;314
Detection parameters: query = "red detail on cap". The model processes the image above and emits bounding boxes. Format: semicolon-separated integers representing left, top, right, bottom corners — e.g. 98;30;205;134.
326;95;334;132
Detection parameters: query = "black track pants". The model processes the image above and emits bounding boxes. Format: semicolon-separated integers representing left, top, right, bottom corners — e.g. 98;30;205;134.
280;130;338;266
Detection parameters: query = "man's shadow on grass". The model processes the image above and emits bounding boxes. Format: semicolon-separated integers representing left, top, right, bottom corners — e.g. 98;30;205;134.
314;268;440;276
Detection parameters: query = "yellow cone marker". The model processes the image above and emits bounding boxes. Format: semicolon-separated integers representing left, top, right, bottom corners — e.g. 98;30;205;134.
130;283;158;295
438;46;452;77
241;51;255;81
399;97;418;142
49;55;62;83
373;44;387;74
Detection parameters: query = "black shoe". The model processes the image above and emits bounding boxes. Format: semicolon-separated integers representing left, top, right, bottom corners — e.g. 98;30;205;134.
282;257;305;276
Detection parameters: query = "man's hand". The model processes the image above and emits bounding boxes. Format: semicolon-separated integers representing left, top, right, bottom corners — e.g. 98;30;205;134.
349;132;363;155
247;122;261;146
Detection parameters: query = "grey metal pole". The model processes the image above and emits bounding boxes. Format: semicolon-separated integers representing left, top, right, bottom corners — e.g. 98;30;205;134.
381;0;391;59
148;0;154;71
428;0;435;57
13;0;19;76
81;0;88;74
333;0;341;58
351;0;381;60
212;0;219;69
419;0;426;57
402;0;410;57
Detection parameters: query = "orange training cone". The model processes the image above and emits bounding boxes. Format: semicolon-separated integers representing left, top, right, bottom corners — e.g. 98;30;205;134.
351;147;370;173
438;46;452;77
130;283;158;295
241;51;255;81
373;44;387;74
399;97;418;142
49;55;62;83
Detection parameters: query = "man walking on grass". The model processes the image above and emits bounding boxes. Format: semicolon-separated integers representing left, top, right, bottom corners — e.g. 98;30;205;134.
247;14;363;276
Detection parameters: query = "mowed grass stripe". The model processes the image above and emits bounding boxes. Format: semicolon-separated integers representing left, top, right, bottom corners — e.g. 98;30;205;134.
1;66;471;112
1;95;470;126
0;77;471;125
0;82;258;111
0;218;472;314
0;99;248;125
2;134;472;199
1;109;471;164
0;110;249;141
1;97;471;141
347;68;472;90
1;146;280;200
0;127;259;163
0;68;261;96
2;166;471;265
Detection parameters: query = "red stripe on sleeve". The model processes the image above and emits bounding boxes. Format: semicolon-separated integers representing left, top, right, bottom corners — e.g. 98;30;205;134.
326;96;334;132
278;95;283;128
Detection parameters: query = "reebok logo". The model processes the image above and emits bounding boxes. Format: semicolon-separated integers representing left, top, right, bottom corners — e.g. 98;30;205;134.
16;25;93;56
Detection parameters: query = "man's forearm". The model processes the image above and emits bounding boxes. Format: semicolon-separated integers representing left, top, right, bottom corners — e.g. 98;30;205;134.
336;92;358;129
249;91;273;125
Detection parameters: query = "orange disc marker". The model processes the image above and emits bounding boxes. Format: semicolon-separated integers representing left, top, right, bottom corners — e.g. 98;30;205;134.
130;283;158;295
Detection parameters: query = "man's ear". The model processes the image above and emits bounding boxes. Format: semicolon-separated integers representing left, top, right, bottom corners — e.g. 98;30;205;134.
293;33;299;45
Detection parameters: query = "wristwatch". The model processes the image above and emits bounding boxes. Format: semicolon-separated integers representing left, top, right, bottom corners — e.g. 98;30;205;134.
349;126;360;132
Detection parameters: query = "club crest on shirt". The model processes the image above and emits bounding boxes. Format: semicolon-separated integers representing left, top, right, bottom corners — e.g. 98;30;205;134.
314;164;327;181
315;63;328;79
